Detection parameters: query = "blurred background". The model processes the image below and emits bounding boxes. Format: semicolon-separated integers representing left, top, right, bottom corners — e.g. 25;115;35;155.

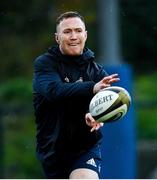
0;0;157;178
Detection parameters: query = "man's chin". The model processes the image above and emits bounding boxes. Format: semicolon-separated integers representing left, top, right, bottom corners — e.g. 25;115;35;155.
60;46;83;56
68;50;83;56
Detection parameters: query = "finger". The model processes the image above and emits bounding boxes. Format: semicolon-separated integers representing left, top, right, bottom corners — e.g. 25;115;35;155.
93;124;101;131
105;73;118;79
110;73;119;77
90;123;103;132
90;126;96;132
86;117;94;126
108;73;119;79
95;124;100;130
85;113;96;127
108;78;120;83
101;76;113;83
101;74;119;83
87;113;96;122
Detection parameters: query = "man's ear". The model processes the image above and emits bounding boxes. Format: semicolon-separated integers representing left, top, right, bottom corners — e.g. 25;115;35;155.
55;33;60;44
85;30;88;41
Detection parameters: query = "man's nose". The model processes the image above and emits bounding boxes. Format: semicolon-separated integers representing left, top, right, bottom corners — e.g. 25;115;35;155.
70;32;77;39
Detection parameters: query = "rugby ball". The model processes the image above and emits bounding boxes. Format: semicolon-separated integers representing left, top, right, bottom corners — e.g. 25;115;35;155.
89;86;131;123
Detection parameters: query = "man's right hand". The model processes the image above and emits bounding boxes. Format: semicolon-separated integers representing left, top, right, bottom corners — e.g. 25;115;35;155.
93;73;120;94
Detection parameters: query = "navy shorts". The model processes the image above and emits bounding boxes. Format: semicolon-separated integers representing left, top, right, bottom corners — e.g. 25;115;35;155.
41;142;102;179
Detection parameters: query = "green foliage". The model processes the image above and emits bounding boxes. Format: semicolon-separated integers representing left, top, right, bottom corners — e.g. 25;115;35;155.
0;78;43;178
3;113;43;178
137;108;157;139
0;78;32;105
135;73;157;139
135;72;157;101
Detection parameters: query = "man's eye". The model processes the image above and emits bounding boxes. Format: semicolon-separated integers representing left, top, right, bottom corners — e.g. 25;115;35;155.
76;29;82;33
64;30;70;34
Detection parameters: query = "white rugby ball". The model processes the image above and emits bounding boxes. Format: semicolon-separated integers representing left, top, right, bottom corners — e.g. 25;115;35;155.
89;86;131;123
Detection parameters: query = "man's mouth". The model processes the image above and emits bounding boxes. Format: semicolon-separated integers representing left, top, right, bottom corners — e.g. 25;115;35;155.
69;43;79;46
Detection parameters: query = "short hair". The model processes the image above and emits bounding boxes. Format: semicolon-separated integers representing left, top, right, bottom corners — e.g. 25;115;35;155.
56;11;85;29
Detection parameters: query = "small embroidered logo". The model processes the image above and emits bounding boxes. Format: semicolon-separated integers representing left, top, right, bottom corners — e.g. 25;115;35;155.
86;158;97;167
64;76;70;82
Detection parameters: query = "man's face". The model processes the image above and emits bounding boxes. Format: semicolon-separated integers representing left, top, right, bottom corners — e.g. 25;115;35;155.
55;17;87;56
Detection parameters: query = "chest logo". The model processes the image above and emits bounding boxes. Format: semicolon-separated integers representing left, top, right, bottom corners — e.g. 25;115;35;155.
64;76;70;82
